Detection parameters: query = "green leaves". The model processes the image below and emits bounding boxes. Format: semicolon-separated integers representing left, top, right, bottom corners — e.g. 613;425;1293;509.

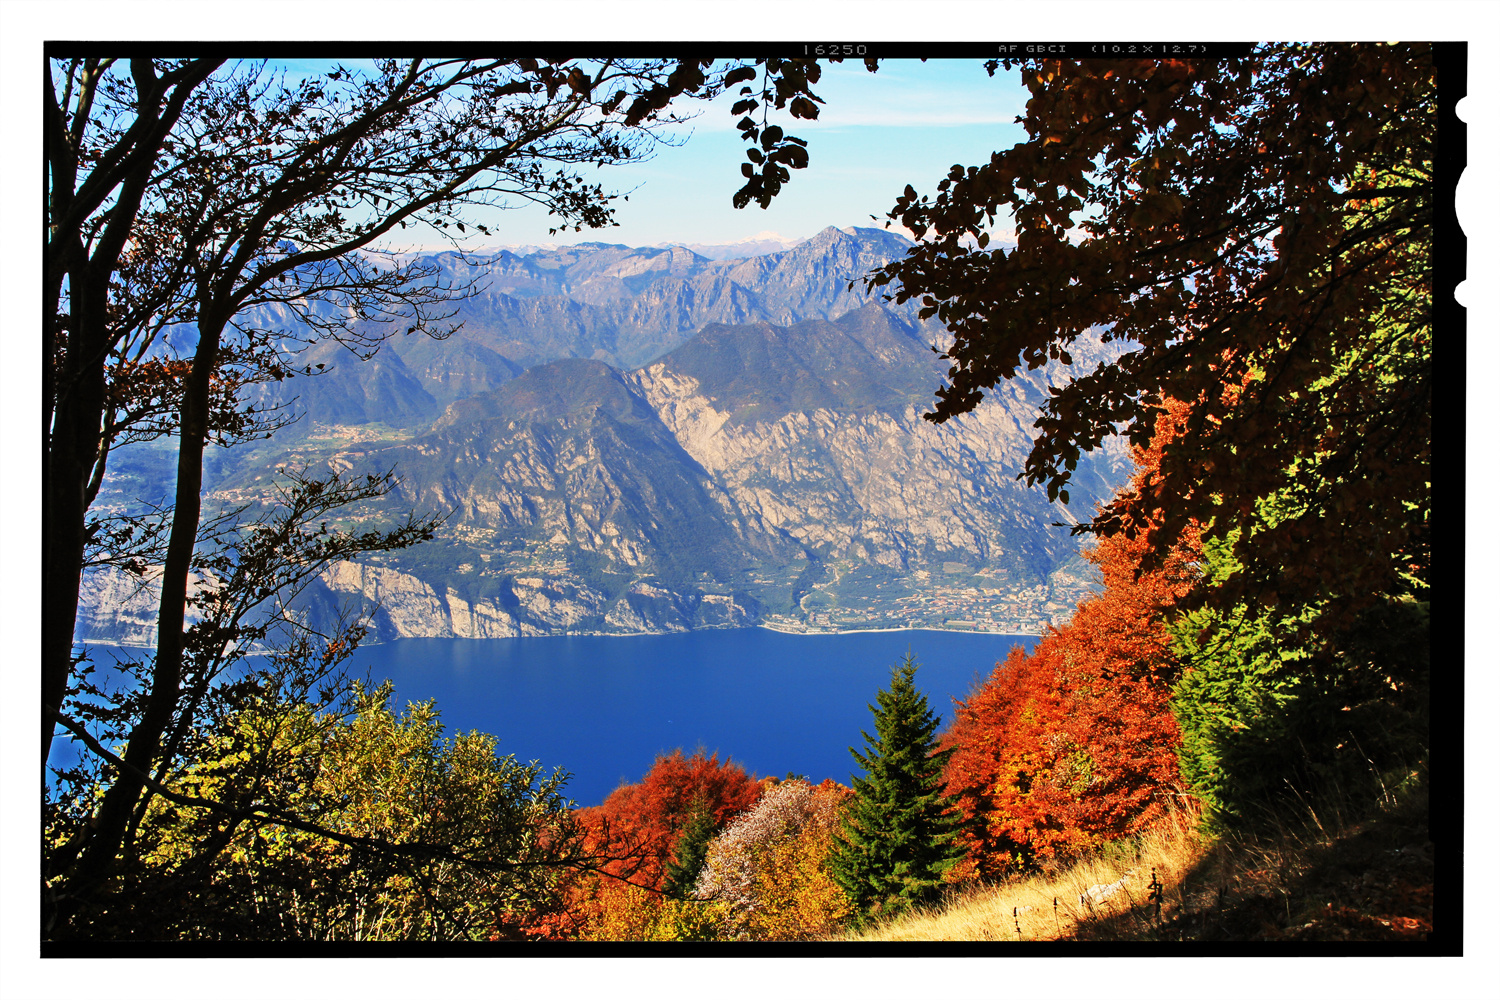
1169;593;1430;835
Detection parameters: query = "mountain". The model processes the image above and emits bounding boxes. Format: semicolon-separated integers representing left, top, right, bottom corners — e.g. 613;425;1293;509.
80;229;1129;644
652;233;806;260
250;226;925;432
256;305;1126;640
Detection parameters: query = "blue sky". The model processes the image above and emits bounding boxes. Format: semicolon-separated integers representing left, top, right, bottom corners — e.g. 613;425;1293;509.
416;59;1035;250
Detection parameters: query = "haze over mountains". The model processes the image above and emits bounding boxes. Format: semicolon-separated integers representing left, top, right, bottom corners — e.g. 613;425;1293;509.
251;225;921;431
78;227;1128;645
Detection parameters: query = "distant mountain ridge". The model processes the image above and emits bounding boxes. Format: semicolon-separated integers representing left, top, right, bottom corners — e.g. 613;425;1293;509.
454;231;807;261
650;232;807;260
250;226;924;431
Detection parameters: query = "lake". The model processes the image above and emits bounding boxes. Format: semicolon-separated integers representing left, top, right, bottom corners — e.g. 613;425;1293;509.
55;628;1038;807
348;627;1037;806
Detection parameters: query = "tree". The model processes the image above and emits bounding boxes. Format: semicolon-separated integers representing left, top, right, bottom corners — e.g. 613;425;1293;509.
695;777;852;940
661;792;718;898
45;53;784;938
941;420;1197;877
867;44;1437;638
46;56;225;770
827;655;964;917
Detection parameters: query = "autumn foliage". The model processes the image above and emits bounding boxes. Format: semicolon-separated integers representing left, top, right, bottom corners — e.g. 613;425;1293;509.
581;748;763;887
942;417;1199;879
696;777;853;940
553;749;762;939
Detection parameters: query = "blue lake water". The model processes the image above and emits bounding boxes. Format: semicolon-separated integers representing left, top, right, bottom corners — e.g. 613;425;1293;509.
55;628;1037;808
348;627;1037;806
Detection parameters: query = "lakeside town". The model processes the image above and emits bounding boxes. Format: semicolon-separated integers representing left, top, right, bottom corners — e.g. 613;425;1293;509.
761;582;1078;635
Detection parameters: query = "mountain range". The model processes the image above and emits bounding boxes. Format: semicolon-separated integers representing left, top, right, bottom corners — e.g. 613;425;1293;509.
250;225;924;431
78;227;1129;644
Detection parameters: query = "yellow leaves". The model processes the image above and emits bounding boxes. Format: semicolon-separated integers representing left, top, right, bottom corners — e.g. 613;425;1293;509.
577;881;728;942
127;682;576;940
744;824;852;939
581;883;663;941
680;779;852;941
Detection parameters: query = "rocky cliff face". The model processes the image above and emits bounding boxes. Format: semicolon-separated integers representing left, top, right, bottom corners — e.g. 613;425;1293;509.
281;305;1126;638
313;561;756;639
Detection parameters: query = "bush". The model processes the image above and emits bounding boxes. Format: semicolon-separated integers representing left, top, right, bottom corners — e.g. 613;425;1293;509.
124;681;578;941
1170;597;1429;834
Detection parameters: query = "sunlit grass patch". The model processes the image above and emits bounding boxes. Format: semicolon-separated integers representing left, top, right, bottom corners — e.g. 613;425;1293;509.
836;806;1203;942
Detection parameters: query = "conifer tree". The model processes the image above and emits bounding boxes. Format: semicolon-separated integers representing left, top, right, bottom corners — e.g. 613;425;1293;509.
662;792;718;898
827;655;964;916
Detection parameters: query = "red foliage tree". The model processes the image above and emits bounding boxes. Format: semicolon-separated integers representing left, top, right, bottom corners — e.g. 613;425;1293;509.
582;748;763;886
535;748;762;938
943;407;1200;878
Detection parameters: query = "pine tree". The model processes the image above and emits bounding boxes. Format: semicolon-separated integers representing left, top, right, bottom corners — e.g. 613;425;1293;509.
827;654;965;917
662;792;718;898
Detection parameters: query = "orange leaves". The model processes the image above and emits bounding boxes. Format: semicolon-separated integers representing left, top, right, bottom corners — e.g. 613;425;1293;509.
943;435;1197;878
579;748;761;890
556;749;762;938
944;567;1187;877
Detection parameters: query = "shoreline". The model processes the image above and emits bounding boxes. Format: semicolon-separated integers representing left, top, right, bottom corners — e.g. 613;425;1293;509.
77;622;1042;651
754;623;1041;638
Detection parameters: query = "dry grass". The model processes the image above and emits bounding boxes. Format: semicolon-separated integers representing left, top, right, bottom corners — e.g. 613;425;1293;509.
832;768;1431;943
834;808;1205;942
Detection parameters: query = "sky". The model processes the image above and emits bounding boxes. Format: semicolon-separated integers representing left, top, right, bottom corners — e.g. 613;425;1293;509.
499;58;1033;249
350;58;1035;252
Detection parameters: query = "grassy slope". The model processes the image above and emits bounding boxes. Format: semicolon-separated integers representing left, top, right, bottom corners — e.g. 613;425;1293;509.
835;774;1432;943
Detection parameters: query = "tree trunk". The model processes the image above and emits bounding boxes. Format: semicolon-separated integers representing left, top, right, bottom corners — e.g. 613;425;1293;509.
42;262;110;773
42;57;221;772
55;314;223;925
